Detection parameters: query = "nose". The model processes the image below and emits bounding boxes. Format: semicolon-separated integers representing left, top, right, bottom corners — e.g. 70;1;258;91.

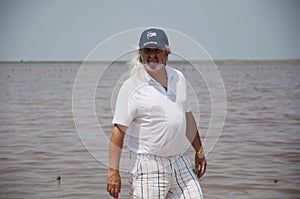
149;49;157;57
149;53;156;58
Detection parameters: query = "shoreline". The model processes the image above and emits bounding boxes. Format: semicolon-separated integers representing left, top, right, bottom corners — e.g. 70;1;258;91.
0;59;300;65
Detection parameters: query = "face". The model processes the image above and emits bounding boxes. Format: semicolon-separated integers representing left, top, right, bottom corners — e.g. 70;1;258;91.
140;47;169;72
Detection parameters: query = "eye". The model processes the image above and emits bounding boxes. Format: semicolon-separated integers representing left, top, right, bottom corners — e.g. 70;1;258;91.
142;48;162;54
143;48;150;54
155;49;161;53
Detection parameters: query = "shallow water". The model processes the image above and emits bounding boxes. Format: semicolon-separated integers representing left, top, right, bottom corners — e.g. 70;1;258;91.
0;61;300;198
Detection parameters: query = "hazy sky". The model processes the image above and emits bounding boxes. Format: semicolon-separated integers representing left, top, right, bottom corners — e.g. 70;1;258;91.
0;0;299;61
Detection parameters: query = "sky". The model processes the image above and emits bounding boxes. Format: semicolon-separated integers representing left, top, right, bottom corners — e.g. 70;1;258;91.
0;0;299;61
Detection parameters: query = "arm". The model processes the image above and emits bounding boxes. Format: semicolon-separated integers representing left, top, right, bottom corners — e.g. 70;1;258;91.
186;111;207;178
106;124;127;199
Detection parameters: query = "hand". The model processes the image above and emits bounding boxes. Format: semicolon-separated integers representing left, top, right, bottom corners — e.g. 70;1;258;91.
107;168;121;198
194;153;207;178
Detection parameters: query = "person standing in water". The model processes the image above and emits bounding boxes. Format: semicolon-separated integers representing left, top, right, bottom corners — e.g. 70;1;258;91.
107;28;206;198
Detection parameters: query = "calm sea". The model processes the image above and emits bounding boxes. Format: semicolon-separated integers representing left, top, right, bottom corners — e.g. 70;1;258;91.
0;61;300;199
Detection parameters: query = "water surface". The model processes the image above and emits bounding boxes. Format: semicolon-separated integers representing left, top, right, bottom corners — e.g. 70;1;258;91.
0;61;299;198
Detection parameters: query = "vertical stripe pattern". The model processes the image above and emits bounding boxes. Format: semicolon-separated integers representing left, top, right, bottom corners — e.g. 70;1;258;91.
128;153;203;199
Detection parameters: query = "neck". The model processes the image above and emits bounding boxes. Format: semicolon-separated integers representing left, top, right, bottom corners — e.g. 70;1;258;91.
145;65;168;89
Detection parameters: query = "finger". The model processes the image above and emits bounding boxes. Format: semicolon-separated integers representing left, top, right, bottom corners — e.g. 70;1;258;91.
118;181;121;193
115;187;120;198
108;187;113;196
194;159;200;174
195;164;202;178
198;160;207;178
108;186;116;198
198;169;204;178
107;183;109;193
202;160;207;173
194;168;199;176
197;165;202;178
112;188;119;199
195;163;202;178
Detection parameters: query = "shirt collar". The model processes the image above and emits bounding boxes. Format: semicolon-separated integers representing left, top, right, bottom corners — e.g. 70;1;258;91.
144;65;174;82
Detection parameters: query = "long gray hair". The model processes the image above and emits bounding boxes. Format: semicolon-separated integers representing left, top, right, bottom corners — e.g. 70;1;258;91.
127;50;145;79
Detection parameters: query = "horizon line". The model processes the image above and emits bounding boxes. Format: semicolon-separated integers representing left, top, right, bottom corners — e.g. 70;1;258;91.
1;58;300;64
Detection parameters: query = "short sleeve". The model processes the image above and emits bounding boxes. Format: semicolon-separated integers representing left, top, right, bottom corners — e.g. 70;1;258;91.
175;68;191;113
184;77;191;113
112;78;137;127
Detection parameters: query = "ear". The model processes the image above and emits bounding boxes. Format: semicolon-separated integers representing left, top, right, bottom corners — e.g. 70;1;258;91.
165;46;171;55
165;50;169;62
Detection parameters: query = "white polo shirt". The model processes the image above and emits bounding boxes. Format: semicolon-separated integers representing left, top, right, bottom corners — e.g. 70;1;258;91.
112;66;191;156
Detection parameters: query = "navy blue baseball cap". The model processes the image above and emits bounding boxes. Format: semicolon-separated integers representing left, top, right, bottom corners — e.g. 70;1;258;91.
139;28;169;50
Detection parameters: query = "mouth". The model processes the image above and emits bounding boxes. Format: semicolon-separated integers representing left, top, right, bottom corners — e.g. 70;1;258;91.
147;59;158;63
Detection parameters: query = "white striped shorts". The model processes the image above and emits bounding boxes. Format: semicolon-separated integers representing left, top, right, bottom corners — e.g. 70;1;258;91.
128;152;203;199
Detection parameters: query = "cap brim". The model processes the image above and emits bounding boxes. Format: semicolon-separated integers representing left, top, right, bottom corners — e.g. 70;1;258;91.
140;42;165;50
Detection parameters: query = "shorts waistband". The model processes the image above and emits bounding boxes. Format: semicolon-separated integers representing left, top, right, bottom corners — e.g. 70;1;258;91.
129;151;182;161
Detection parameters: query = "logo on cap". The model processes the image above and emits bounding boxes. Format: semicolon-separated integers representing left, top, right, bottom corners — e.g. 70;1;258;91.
147;31;157;40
